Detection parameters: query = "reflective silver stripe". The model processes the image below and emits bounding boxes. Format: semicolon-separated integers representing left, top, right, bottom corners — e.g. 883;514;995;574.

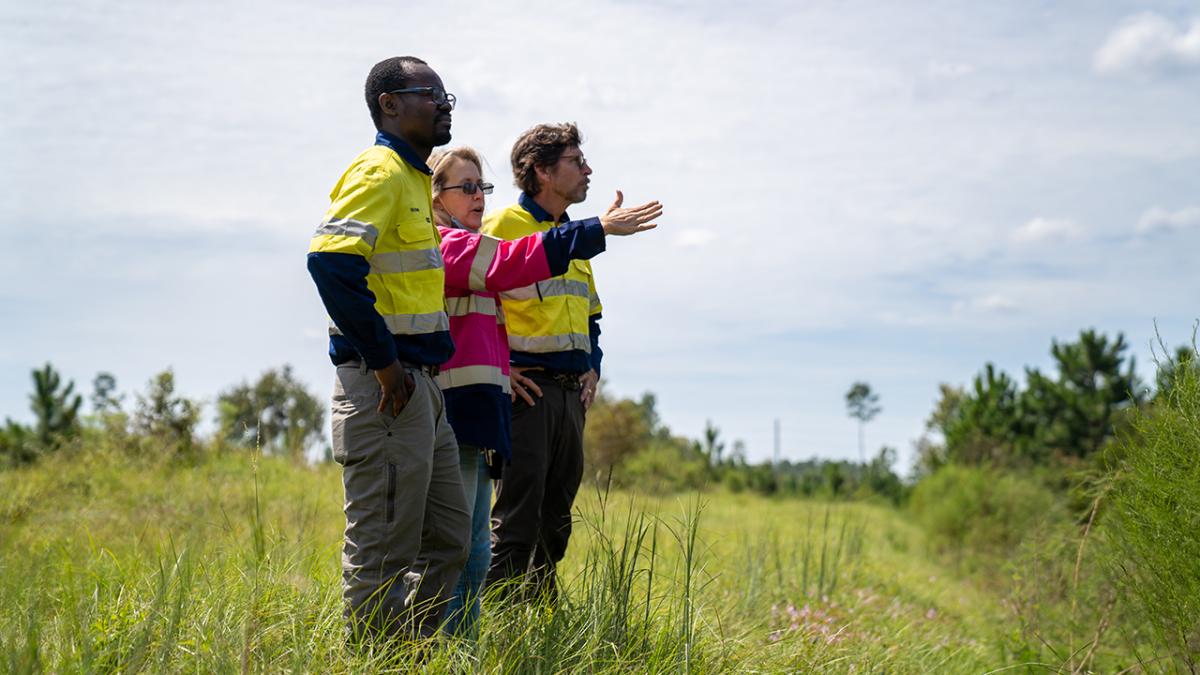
469;236;500;291
436;364;511;394
446;294;498;317
383;311;448;334
496;305;506;325
508;332;591;354
328;311;448;336
501;278;589;302
313;218;379;248
369;248;443;274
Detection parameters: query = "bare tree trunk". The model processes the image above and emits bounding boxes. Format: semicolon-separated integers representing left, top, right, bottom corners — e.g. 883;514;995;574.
857;421;864;464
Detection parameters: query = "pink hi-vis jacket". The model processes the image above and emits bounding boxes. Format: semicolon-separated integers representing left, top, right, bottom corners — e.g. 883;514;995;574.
434;219;605;458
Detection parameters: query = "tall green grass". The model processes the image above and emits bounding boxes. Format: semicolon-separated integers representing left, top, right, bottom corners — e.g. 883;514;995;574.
1;447;1013;673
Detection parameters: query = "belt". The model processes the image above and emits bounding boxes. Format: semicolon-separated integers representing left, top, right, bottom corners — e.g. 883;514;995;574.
342;359;440;377
526;369;583;390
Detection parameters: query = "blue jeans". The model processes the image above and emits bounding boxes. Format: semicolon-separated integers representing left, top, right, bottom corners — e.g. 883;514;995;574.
443;447;492;637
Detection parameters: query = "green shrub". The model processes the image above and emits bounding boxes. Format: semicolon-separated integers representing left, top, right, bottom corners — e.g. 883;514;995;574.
1101;348;1200;672
910;464;1066;559
616;438;708;493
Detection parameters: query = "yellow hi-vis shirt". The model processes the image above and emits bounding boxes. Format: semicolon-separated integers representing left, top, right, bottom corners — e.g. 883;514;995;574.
307;133;451;368
481;194;602;374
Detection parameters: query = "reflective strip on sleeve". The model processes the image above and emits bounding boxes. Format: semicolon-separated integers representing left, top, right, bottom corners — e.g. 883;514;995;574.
589;290;602;314
330;311;448;336
508;332;591;354
501;278;589;302
468;236;501;292
446;294;498;317
435;364;511;394
313;218;380;248
369;248;444;274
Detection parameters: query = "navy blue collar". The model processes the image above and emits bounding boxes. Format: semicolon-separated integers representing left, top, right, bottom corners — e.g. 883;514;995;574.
375;131;432;175
518;192;568;224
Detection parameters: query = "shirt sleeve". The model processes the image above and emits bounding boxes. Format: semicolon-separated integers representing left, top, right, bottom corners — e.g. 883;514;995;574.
441;219;606;293
541;218;606;276
307;163;398;369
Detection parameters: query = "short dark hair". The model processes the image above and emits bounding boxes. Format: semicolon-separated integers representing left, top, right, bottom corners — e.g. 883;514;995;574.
364;56;427;129
510;122;583;196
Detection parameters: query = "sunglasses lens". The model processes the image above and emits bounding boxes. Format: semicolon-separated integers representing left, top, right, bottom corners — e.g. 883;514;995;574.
461;183;476;195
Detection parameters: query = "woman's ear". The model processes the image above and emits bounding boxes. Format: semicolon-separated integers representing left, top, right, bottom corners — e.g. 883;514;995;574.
432;200;450;224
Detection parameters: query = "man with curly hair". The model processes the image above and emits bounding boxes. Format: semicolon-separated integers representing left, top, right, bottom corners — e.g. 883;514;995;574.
482;122;644;600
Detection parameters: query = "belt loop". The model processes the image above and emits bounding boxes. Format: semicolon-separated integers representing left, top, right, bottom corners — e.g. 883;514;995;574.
359;360;369;375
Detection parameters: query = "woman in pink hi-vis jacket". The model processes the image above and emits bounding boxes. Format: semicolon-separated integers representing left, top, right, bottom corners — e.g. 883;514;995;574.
430;147;661;636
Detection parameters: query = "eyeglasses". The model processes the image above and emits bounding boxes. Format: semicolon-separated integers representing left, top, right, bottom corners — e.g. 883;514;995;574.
558;153;588;170
388;87;457;110
442;181;493;195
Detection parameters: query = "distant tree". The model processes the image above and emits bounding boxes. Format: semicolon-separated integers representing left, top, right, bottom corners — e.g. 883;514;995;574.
913;384;965;477
216;365;324;461
0;364;83;467
865;446;906;504
91;372;123;414
845;381;882;464
700;419;726;473
944;364;1023;465
0;420;37;467
583;382;652;485
133;369;201;456
1033;330;1144;459
938;330;1144;469
729;439;747;467
30;363;83;449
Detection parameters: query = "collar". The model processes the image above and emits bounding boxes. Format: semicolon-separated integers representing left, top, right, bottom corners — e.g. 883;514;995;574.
518;192;569;224
374;130;432;175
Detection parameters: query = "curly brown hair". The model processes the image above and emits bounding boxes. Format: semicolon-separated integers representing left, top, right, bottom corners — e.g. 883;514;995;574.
510;122;583;196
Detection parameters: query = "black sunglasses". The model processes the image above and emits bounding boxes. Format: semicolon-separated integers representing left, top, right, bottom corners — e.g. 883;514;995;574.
389;87;457;110
442;181;493;195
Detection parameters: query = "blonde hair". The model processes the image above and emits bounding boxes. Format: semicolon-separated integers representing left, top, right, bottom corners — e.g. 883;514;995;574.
429;147;484;197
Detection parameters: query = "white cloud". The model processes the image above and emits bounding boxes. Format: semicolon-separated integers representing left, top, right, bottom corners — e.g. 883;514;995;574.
925;60;975;80
674;230;718;248
1135;205;1200;234
1012;217;1084;243
953;293;1019;314
1094;13;1200;75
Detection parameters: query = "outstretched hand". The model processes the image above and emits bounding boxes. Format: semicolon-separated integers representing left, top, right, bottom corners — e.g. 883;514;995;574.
599;190;662;236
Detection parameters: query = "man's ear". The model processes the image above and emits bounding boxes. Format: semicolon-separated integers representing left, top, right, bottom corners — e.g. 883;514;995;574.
378;92;400;119
533;163;553;185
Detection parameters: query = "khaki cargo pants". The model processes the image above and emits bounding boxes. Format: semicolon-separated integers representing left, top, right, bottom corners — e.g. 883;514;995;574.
331;361;470;640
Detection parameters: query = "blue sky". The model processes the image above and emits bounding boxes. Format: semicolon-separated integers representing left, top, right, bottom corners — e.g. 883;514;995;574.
3;0;1199;469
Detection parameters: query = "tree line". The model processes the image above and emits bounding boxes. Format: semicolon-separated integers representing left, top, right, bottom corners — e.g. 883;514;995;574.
0;365;327;467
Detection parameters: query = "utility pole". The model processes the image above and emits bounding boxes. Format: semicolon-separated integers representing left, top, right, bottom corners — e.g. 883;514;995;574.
773;418;781;467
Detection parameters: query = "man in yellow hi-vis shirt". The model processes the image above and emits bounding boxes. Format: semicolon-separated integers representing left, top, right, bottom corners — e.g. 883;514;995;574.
307;56;468;641
482;122;652;600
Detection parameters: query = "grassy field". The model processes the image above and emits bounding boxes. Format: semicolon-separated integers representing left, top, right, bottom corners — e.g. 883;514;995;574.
1;450;1049;673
